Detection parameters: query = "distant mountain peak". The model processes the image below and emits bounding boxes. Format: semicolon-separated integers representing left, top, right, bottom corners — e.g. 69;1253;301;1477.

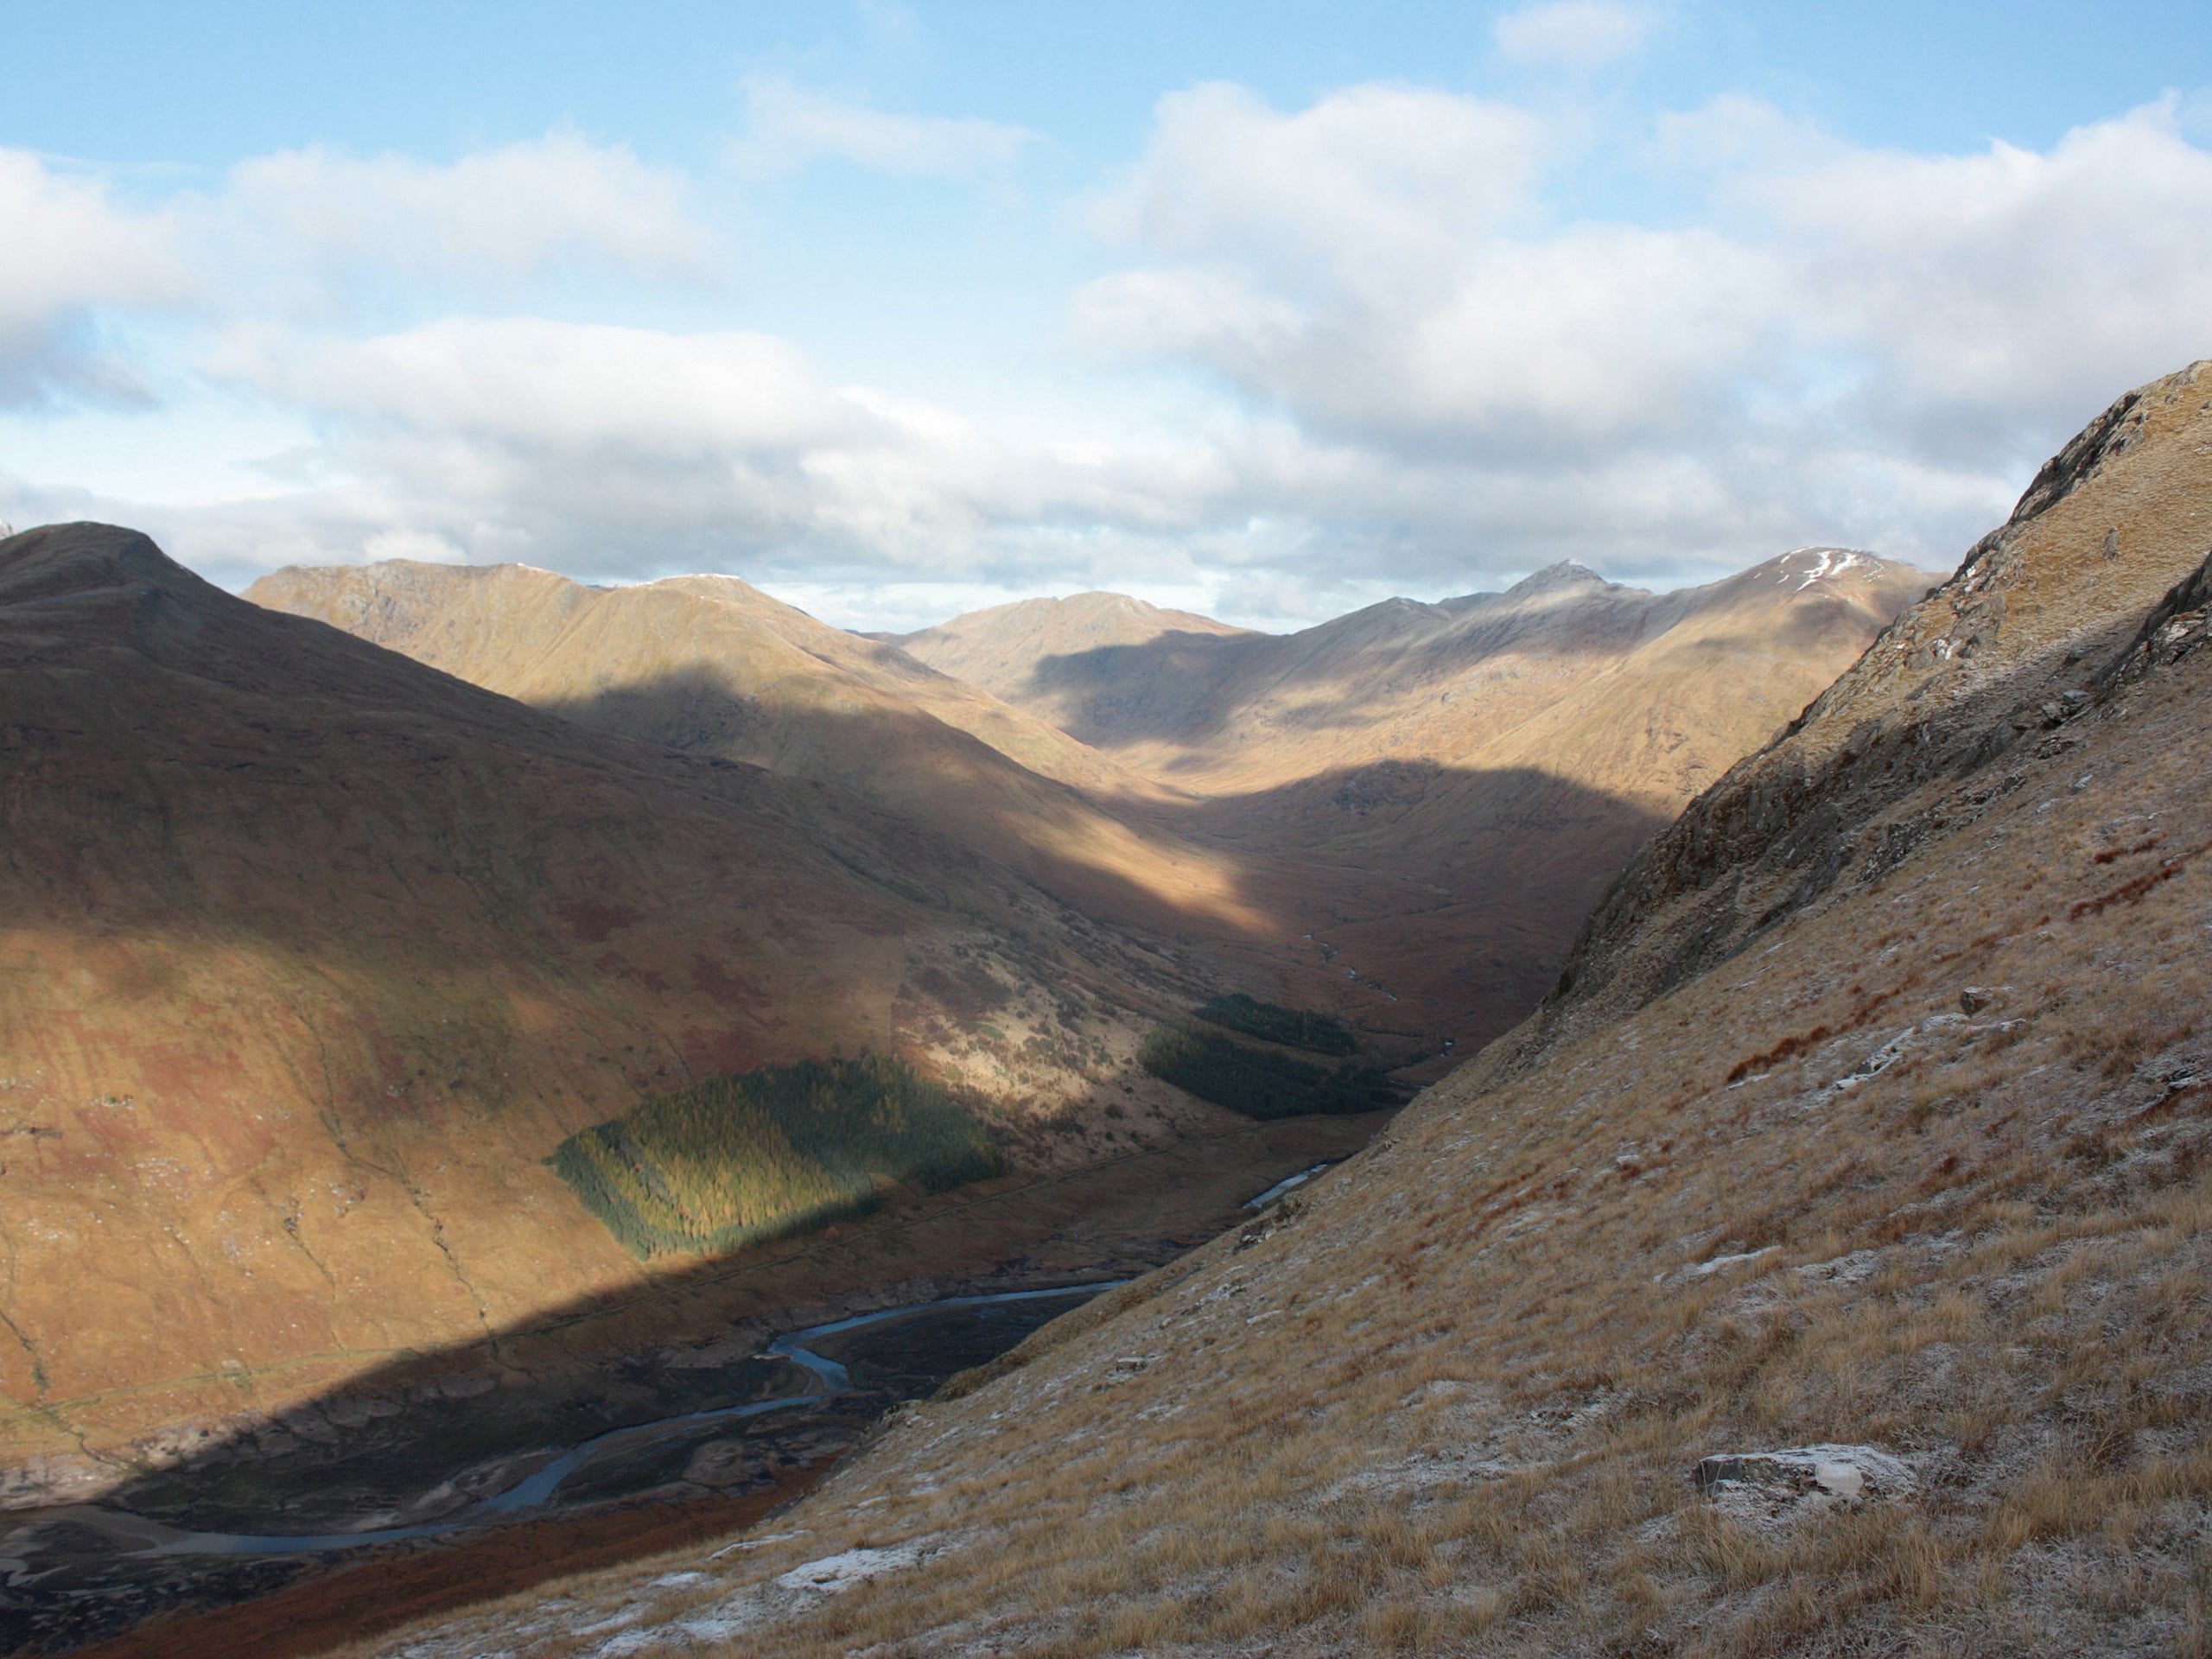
1506;559;1611;598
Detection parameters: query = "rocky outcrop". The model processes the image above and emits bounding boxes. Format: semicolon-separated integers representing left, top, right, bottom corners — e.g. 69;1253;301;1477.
1694;1444;1916;1502
1503;360;2212;1071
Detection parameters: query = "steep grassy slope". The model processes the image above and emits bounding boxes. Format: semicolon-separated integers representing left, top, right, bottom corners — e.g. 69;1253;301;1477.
245;563;1260;938
0;525;1224;1490
376;363;2212;1656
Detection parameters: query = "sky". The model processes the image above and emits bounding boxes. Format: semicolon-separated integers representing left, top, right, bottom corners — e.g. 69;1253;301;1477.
3;2;2209;632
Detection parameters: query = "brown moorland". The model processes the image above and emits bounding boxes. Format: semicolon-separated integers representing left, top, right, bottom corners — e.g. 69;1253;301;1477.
0;524;1265;1491
354;362;2212;1656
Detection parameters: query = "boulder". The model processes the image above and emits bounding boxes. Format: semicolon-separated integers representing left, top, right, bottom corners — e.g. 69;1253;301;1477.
1695;1443;1913;1503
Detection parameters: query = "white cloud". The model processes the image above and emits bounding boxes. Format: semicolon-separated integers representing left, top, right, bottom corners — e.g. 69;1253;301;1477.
1073;85;2212;586
221;133;718;291
0;150;192;404
0;133;719;405
1088;82;1545;291
196;317;1201;583
1746;99;2212;449
729;76;1037;180
1495;2;1653;70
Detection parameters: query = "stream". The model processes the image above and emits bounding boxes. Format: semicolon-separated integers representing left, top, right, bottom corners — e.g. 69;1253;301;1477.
0;1283;1135;1650
79;1282;1124;1563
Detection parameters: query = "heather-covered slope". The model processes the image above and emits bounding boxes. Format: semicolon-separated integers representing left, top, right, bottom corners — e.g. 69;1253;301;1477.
386;365;2212;1657
0;524;1224;1484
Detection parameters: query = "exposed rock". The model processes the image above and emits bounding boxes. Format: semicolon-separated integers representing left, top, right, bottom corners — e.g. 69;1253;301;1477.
1694;1443;1915;1503
773;1542;927;1593
1960;984;2009;1014
1695;1445;1919;1536
0;1452;111;1509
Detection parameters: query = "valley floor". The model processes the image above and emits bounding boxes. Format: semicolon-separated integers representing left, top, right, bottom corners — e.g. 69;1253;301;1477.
11;1113;1387;1656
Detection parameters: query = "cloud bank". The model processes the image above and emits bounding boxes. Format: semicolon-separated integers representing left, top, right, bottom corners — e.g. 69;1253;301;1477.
3;79;2209;631
1495;3;1654;70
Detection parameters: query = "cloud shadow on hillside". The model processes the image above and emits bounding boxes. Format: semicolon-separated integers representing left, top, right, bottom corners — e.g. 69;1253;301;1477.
527;666;1674;1040
1005;591;1682;751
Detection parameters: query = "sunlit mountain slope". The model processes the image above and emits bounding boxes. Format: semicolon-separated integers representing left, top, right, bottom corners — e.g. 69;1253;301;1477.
245;563;1260;937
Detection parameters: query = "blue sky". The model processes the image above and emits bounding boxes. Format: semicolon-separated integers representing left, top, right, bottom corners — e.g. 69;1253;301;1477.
3;1;2209;629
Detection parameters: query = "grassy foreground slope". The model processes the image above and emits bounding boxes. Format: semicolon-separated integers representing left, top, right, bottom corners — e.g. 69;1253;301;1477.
369;362;2212;1656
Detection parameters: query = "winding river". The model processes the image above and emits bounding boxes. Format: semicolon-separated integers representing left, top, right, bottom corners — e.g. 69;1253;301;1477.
64;1282;1122;1566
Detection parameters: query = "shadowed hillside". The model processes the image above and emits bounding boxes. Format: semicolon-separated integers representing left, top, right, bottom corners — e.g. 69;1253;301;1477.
0;524;1249;1493
374;363;2212;1657
244;563;1264;941
889;591;1255;735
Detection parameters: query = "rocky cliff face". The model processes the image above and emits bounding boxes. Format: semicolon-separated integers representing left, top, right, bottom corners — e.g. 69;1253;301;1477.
367;363;2212;1658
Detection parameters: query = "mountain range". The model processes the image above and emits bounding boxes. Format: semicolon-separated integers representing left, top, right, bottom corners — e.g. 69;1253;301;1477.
2;435;1945;1651
367;361;2212;1657
258;546;1929;1052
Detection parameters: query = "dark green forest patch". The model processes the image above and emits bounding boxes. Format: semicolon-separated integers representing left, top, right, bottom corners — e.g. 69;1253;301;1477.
551;1054;1001;1259
1192;993;1357;1056
1140;1019;1403;1120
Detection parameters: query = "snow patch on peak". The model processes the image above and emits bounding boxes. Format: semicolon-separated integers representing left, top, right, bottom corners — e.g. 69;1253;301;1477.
1775;547;1877;591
